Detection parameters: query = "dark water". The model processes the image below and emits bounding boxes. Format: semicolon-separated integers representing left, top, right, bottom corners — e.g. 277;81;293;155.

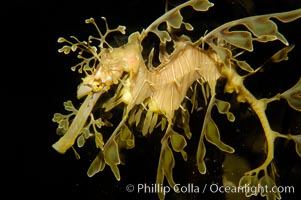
6;0;301;199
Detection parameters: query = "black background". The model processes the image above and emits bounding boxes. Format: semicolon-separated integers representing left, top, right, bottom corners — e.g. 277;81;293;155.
3;0;301;199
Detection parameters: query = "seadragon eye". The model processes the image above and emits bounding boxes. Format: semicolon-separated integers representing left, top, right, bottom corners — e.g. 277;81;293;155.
92;81;103;92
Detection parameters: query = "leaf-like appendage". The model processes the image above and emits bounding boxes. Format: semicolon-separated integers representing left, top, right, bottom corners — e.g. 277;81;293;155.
142;110;153;136
52;101;79;135
215;99;235;122
161;117;167;131
95;132;104;149
270;45;294;63
56;101;78;132
239;175;259;197
246;45;295;76
161;143;177;190
58;45;71;54
236;60;254;73
196;137;207;174
82;127;90;139
53;114;69;133
77;134;85;147
156;166;165;200
149;113;158;134
103;139;121;180
85;17;126;49
259;175;281;200
242;17;286;45
221;30;253;51
197;97;234;174
204;116;235;153
59;119;69;131
142;0;213;43
290;134;301;157
170;130;187;161
120;125;131;141
273;8;301;23
119;125;135;149
94;118;104;128
178;109;192;139
156;139;179;200
134;107;143;127
52;113;65;123
87;151;106;177
281;78;301;111
204;8;301;67
57;17;127;75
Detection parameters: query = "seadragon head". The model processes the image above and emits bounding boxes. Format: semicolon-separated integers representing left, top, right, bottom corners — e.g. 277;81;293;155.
76;34;142;99
73;21;143;99
53;18;144;154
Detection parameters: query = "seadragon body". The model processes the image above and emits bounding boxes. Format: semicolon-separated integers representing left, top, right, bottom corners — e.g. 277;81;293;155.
52;1;301;199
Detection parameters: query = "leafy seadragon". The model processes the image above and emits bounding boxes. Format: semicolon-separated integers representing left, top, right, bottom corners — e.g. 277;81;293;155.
52;0;301;199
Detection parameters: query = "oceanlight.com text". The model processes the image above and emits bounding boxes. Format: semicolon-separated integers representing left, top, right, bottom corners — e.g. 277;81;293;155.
125;183;294;196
